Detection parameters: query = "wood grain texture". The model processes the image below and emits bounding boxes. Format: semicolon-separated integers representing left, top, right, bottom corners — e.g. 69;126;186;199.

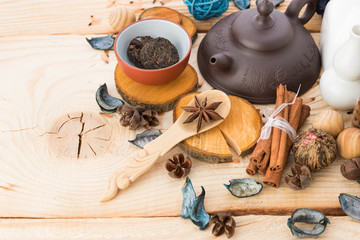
0;33;358;219
0;0;322;37
0;216;358;240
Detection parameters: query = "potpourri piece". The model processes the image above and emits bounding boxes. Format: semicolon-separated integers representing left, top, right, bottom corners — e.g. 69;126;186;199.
165;154;192;178
339;193;360;221
128;129;162;149
118;105;159;130
181;96;223;133
95;83;124;113
86;35;115;50
285;164;311;190
211;212;236;238
224;178;263;198
287;208;330;238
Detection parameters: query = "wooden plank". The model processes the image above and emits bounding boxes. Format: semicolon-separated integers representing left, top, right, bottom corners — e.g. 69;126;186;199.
0;216;358;239
0;0;321;37
0;33;357;218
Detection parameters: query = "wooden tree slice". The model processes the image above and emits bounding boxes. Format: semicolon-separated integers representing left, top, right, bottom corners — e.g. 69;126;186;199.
180;15;197;43
173;92;262;163
138;7;182;25
115;64;198;112
139;7;197;43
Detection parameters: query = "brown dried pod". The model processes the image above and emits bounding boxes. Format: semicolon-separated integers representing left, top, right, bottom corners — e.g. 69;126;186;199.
211;212;236;238
165;154;192;178
291;128;337;172
341;158;360;180
118;105;142;130
285;164;311;190
141;109;159;129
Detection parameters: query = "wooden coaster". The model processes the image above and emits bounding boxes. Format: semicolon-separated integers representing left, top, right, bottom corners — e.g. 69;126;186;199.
115;64;198;112
173;92;262;163
139;7;197;43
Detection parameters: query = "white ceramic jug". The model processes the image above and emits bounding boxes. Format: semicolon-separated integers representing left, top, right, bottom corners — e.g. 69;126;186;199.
321;0;360;70
320;25;360;110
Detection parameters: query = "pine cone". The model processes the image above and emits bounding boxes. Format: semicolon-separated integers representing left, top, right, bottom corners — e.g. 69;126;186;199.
165;154;192;178
211;212;236;238
285;164;311;190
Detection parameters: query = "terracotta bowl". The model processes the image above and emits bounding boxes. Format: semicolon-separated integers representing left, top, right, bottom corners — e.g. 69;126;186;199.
114;19;192;85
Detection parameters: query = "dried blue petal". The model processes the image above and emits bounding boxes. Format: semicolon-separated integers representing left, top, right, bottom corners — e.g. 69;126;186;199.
339;193;360;221
287;208;330;238
224;178;263;198
128;129;162;149
189;186;210;230
96;83;124;113
234;0;250;10
86;35;115;50
181;177;196;219
316;0;330;15
255;0;284;8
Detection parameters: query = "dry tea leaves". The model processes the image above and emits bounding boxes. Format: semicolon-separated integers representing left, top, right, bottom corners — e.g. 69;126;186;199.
128;129;162;148
181;96;223;133
165;153;192;178
127;36;153;68
140;37;179;69
224;178;263;198
339;193;360;221
291;128;337;172
86;35;115;50
211;212;236;238
340;158;360;181
181;177;210;230
285;164;311;190
287;208;330;238
96;83;124;113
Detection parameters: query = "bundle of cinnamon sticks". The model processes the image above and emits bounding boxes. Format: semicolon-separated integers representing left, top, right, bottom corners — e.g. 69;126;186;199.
246;84;310;188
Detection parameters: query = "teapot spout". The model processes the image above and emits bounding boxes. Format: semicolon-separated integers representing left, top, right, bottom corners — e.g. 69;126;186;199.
210;53;233;71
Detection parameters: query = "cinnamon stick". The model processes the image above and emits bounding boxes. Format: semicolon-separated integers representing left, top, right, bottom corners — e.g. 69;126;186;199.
246;161;258;175
268;85;286;171
263;102;310;188
274;97;303;171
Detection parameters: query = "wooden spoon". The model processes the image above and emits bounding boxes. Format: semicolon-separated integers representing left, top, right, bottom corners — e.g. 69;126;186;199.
101;90;231;202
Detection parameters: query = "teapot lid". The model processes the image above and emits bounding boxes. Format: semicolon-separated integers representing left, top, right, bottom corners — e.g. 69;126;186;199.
231;0;294;51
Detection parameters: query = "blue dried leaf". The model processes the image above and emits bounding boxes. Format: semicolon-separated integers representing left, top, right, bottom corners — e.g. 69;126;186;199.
86;35;115;50
224;178;263;198
189;186;210;230
181;177;196;219
287;208;330;238
316;0;330;15
96;83;124;113
234;0;250;10
128;129;162;149
255;0;284;8
339;193;360;221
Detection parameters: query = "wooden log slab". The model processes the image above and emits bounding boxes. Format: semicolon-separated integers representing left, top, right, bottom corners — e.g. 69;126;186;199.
115;64;198;112
138;7;197;43
173;92;262;163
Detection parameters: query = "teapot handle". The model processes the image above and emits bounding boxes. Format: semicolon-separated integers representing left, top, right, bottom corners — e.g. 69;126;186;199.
285;0;317;25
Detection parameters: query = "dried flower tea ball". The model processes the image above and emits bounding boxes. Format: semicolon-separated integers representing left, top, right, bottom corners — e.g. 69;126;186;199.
291;128;337;172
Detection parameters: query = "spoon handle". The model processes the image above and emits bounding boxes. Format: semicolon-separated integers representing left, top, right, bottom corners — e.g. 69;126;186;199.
101;123;187;202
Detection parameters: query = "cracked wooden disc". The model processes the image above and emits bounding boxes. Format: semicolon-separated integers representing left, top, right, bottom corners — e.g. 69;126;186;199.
173;92;262;163
115;64;198;112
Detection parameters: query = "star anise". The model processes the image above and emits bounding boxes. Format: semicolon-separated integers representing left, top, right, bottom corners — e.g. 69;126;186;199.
181;95;223;133
211;212;236;238
285;164;311;190
165;154;192;178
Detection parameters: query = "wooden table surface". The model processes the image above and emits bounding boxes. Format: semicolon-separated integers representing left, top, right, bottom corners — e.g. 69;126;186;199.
0;0;359;239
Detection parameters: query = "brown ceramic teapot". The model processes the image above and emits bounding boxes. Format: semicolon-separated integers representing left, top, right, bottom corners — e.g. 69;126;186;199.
198;0;321;104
